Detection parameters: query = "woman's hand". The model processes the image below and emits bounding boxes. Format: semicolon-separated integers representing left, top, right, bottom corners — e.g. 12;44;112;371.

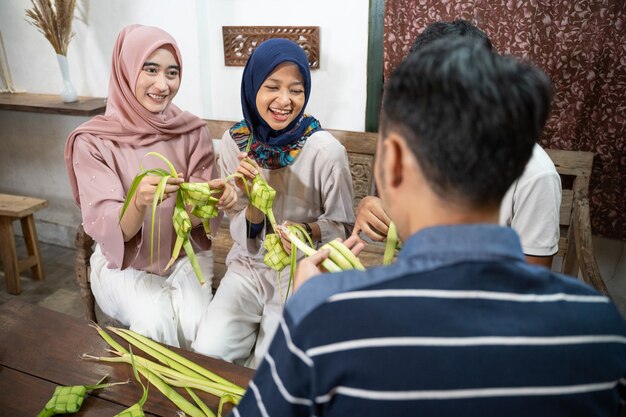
208;178;237;210
134;173;183;208
235;152;266;223
234;152;261;193
277;220;299;255
120;173;182;242
277;221;320;255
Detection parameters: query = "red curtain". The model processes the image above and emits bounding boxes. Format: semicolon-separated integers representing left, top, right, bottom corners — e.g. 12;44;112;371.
384;0;626;240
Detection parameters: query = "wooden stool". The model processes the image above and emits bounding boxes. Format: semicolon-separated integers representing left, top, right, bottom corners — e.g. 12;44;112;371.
0;193;48;294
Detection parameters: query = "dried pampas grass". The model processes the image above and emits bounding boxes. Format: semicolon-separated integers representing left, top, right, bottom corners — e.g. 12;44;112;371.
25;0;76;56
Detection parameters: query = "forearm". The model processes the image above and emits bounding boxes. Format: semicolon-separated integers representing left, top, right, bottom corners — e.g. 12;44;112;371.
120;194;147;242
246;204;265;225
525;254;553;269
308;222;321;242
315;218;349;243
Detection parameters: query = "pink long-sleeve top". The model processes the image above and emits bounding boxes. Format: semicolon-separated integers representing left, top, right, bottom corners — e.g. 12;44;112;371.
71;127;220;274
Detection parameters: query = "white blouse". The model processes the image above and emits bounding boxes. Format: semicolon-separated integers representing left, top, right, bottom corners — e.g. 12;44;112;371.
218;129;356;276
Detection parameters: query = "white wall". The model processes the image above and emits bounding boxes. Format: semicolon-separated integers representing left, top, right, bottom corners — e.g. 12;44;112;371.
2;0;206;117
200;0;369;130
0;111;85;247
1;0;369;130
0;0;370;247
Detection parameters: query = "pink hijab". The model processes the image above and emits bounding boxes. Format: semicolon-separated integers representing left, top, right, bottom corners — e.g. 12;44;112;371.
64;24;206;206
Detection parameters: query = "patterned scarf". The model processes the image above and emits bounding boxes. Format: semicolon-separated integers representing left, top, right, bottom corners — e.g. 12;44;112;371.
230;115;321;169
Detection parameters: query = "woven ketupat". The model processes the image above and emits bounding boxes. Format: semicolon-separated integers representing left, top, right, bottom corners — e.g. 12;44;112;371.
250;176;277;227
120;152;214;285
37;376;116;417
180;182;217;206
181;182;219;235
192;203;219;219
115;403;145;417
192;204;218;235
41;385;87;414
162;194;206;284
263;225;316;303
164;196;194;273
264;233;291;271
172;203;192;237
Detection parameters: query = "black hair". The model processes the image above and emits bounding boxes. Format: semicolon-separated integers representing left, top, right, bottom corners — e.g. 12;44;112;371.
381;37;553;206
410;19;493;54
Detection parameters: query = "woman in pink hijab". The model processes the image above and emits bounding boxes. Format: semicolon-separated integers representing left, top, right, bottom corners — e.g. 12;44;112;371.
64;24;235;348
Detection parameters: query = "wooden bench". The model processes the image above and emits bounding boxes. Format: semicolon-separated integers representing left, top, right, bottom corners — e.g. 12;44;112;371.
545;149;608;295
74;122;609;322
75;121;382;322
0;193;48;294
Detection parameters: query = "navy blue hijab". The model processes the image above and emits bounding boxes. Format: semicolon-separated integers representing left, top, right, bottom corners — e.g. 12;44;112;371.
241;38;316;146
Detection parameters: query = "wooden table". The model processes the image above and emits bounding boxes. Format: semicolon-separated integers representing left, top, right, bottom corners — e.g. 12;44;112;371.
0;300;254;416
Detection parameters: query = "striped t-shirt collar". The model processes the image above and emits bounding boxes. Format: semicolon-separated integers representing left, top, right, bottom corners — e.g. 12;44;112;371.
398;224;525;265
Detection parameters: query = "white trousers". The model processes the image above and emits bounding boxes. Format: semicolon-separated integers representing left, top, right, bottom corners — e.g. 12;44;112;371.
90;244;214;349
191;267;287;368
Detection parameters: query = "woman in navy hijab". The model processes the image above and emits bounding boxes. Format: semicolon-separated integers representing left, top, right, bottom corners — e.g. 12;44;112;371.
193;39;355;368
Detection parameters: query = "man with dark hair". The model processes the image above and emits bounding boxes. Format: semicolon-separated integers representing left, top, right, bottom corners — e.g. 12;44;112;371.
232;38;626;417
355;19;562;269
409;18;493;52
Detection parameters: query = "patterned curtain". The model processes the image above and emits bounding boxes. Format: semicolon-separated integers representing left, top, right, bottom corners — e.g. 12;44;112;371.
384;0;626;240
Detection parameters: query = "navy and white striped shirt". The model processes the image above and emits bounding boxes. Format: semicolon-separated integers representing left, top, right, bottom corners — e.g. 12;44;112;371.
233;225;626;417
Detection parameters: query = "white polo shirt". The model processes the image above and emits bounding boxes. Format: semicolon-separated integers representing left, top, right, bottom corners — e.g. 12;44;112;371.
499;143;562;256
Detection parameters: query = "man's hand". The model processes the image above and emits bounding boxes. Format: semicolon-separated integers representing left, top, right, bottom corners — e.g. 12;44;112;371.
294;248;330;292
353;196;391;241
293;235;367;292
341;234;368;258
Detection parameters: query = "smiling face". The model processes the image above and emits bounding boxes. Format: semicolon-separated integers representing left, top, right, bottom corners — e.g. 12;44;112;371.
255;62;305;131
134;47;180;113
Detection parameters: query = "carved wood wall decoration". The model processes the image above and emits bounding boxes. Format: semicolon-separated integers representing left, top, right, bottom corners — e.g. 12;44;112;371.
222;26;320;68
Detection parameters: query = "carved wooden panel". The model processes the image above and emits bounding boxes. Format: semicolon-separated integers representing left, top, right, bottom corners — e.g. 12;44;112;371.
222;26;320;69
348;153;374;209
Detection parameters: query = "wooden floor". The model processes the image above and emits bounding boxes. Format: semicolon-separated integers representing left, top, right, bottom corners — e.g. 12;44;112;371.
0;239;84;319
